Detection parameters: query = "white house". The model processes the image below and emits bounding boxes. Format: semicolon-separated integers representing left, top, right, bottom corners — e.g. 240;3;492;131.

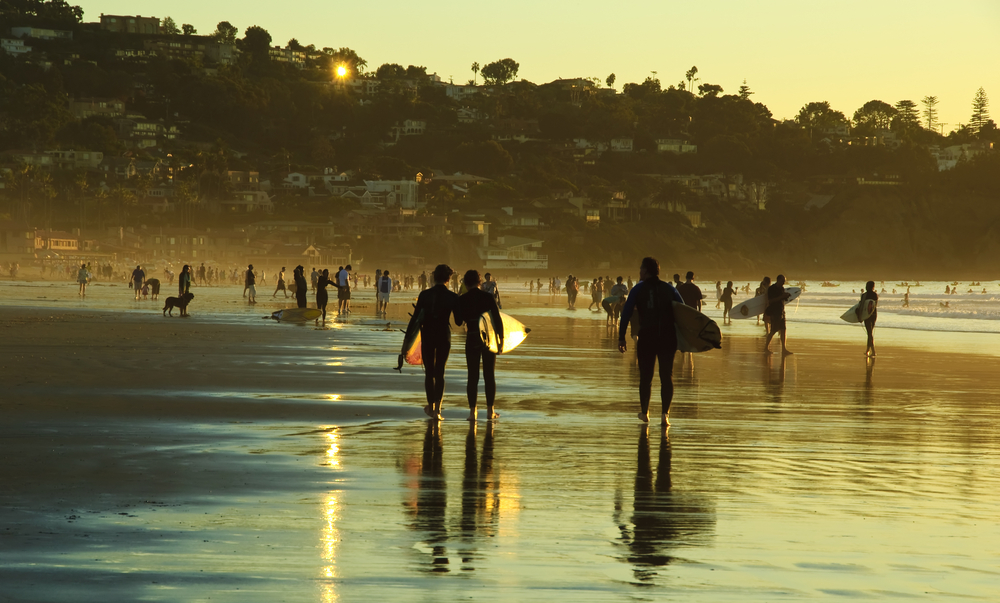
655;139;698;154
610;138;634;152
1;38;31;55
10;27;72;40
362;180;419;209
477;236;548;270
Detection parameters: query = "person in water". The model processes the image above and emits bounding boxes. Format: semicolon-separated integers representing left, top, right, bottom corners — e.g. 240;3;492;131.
764;274;792;355
456;269;504;422
407;264;459;420
676;271;703;311
294;266;308;309
721;280;736;324
619;257;684;426
316;269;332;321
860;280;878;357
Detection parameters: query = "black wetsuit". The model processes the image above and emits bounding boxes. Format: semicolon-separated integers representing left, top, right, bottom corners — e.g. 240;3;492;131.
316;276;331;315
408;284;459;406
294;272;308;308
456;288;503;410
619;277;684;416
766;282;786;332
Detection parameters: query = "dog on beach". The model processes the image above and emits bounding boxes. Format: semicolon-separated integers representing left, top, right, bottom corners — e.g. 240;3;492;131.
163;292;194;316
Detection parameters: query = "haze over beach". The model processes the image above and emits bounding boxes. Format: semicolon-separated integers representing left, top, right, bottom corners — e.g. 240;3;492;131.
2;0;1000;601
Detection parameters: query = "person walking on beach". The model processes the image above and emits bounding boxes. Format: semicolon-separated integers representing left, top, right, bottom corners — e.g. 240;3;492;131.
377;269;393;316
316;269;332;321
131;265;145;300
77;263;89;297
721;280;735;324
482;272;502;310
618;257;684;425
859;280;878;357
294;266;308;309
407;264;460;420
764;274;792;355
456;269;504;422
273;267;288;298
715;280;723;309
245;264;257;304
311;268;319;292
676;271;703;311
336;264;352;315
756;276;772;327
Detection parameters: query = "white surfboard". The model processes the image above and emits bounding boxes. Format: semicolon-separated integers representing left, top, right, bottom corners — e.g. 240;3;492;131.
732;286;802;319
479;311;530;354
271;307;322;321
841;298;877;323
673;302;722;353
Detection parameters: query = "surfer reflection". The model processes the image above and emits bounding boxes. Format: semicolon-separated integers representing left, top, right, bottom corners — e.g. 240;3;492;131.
616;426;714;582
458;421;498;571
409;421;450;573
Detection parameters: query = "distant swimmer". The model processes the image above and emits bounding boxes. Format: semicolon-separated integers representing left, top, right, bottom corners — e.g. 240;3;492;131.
407;264;459;421
618;257;684;426
860;280;878;357
456;270;504;421
764;274;792;355
945;285;950;294
902;292;909;307
721;280;735;324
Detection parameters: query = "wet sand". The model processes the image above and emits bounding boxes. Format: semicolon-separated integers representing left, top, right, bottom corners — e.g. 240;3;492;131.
1;301;999;602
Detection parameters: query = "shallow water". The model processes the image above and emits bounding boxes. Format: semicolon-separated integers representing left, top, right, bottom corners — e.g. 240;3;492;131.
2;280;1000;601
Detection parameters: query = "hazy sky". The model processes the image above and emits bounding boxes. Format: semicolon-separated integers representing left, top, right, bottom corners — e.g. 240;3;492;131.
77;0;999;131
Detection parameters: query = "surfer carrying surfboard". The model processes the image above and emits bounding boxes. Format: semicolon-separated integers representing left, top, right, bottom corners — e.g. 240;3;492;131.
406;264;460;420
456;270;504;422
618;257;684;426
860;281;878;357
763;274;793;355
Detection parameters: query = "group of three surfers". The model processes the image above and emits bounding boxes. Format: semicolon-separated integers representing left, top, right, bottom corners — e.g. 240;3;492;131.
409;257;798;425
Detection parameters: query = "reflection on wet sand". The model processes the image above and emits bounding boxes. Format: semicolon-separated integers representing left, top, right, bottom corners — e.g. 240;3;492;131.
616;426;715;583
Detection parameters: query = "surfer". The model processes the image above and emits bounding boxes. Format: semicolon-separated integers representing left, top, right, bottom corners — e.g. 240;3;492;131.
721;281;735;324
860;280;878;357
456;270;504;422
676;271;703;311
294;266;308;309
317;269;332;321
756;277;771;327
482;272;502;309
763;274;792;355
618;257;684;426
407;264;460;420
273;267;288;298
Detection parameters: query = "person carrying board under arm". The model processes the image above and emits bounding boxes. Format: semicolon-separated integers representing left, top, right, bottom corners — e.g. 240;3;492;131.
860;280;878;358
407;264;459;420
764;274;792;355
618;257;684;426
456;270;503;422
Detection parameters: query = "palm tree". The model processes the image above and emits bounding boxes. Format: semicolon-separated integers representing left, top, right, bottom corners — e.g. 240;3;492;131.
471;62;480;85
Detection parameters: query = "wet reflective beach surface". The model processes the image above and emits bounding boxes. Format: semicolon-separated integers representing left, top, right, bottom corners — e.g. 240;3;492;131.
1;283;999;601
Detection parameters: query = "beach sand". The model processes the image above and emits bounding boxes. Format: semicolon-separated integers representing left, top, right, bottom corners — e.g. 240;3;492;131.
1;298;998;602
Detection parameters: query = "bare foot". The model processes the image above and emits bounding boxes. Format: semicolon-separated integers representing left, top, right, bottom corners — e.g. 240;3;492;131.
661;414;670;426
466;409;477;422
423;405;436;419
782;349;794;356
637;411;649;423
486;408;499;420
764;348;773;355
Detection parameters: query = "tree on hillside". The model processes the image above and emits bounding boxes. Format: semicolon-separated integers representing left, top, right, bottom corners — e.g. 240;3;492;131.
212;21;238;43
606;73;616;89
0;0;84;29
239;25;272;69
622;76;661;100
324;47;366;76
892;100;920;133
738;79;753;100
480;58;519;86
921;95;939;132
796;101;848;139
970;87;990;135
685;66;699;93
375;63;406;79
182;23;196;35
697;83;723;98
471;62;479;85
852;100;896;132
161;16;179;35
453;140;513;176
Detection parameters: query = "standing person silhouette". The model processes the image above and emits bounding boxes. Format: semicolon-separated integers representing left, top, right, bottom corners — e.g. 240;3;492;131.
618;257;684;425
406;264;459;420
456;270;503;422
294;266;308;309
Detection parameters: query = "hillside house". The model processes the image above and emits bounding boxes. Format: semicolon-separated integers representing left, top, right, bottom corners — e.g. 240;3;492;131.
477;236;548;270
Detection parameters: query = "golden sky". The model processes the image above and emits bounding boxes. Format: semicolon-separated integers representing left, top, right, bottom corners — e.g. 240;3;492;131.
79;0;999;131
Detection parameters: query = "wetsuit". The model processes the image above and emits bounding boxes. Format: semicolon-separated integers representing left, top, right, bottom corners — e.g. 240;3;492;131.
766;282;786;332
316;276;331;315
861;289;878;347
456;288;503;411
408;284;459;407
619;277;684;417
294;271;308;308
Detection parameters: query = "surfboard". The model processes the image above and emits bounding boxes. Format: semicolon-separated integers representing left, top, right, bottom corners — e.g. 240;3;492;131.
271;307;322;321
395;308;425;370
673;302;723;352
841;297;877;323
479;311;530;354
732;286;802;319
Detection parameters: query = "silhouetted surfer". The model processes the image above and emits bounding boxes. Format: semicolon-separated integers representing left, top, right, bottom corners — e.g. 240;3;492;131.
456;270;504;421
619;257;684;425
408;264;459;420
764;274;792;355
860;280;878;357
